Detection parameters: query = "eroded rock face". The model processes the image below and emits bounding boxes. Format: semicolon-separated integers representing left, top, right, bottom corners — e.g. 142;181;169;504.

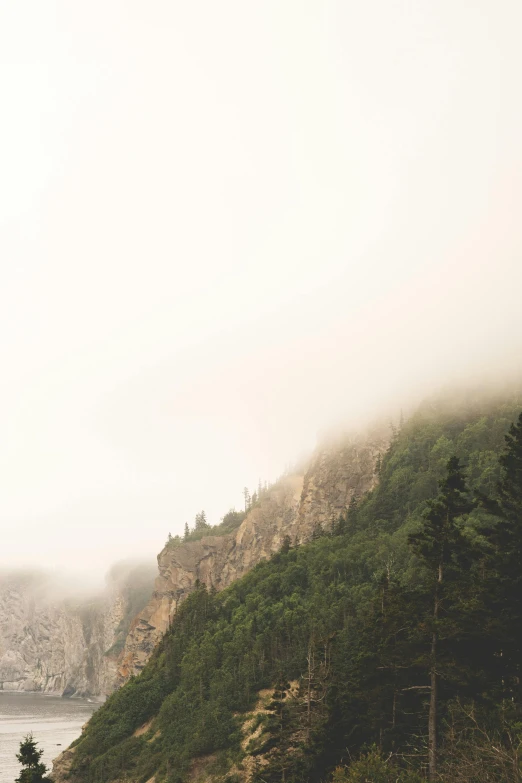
0;573;125;699
117;427;389;684
117;474;304;683
0;561;156;699
297;427;388;533
5;427;389;705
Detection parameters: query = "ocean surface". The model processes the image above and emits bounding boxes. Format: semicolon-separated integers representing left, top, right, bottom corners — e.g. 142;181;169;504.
0;692;97;782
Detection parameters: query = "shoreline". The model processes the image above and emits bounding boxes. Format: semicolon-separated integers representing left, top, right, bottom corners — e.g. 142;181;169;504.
0;690;104;704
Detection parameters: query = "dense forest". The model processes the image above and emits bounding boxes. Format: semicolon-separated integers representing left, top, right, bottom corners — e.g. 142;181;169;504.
65;391;522;783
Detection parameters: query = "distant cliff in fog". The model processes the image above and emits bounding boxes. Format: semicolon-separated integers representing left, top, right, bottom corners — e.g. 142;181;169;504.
0;561;155;700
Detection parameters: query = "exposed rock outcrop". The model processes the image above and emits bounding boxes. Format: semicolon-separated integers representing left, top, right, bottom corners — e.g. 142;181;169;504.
117;474;304;682
52;747;77;782
117;426;389;684
51;425;389;780
6;426;388;707
297;427;387;531
0;574;122;698
0;562;155;699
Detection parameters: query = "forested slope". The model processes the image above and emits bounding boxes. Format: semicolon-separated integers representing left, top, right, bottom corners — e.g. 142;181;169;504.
56;389;522;783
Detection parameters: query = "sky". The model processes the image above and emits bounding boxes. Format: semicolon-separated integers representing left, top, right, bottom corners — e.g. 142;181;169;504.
1;0;522;577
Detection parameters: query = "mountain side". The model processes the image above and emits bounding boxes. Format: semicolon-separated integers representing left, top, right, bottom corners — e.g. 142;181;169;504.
55;389;522;783
116;426;389;685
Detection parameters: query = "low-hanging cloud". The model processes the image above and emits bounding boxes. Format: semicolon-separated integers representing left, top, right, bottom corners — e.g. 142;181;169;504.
1;0;522;579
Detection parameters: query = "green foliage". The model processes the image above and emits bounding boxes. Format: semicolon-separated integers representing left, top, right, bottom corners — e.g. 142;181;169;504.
167;509;247;548
215;509;248;535
68;392;522;783
353;392;522;538
409;455;476;568
332;748;422;783
480;411;522;703
15;735;51;783
406;458;478;777
167;481;273;550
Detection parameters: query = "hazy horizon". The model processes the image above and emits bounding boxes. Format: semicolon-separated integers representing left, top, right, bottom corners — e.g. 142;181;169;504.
2;1;522;578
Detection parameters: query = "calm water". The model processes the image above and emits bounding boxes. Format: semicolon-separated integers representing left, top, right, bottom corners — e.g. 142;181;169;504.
0;692;97;782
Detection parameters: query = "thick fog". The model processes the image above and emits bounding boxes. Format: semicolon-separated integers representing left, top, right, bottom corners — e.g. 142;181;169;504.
1;1;522;579
0;559;156;604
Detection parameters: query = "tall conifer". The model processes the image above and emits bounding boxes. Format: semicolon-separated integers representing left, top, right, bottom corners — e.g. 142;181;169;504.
482;413;522;704
408;456;476;780
15;736;51;783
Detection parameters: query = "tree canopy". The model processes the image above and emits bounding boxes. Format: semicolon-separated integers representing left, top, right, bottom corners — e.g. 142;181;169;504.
15;736;51;783
65;392;522;783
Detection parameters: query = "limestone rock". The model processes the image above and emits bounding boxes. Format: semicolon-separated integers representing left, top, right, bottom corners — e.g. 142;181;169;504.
0;562;155;699
0;573;124;698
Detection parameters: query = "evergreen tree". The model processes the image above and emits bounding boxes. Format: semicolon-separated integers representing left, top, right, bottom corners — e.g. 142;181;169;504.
331;513;345;536
183;522;190;541
333;495;359;535
482;412;522;703
166;531;182;548
408;456;476;780
280;535;291;554
311;521;324;540
258;677;302;783
194;511;210;532
243;487;251;512
15;735;51;783
347;493;359;522
58;399;522;783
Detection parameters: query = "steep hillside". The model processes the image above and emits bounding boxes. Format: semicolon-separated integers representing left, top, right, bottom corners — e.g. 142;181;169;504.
0;562;155;699
54;389;522;783
116;426;388;685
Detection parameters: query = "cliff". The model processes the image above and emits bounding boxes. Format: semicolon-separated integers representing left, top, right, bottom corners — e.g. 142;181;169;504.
0;561;155;699
51;393;522;783
0;428;388;704
117;426;389;684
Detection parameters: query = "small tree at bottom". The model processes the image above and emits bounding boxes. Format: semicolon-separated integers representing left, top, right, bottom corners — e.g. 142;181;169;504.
16;735;51;783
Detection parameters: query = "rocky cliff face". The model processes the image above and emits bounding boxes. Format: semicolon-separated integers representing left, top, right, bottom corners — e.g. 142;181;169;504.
9;425;387;709
0;562;155;699
117;426;389;684
0;573;122;698
52;426;389;781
